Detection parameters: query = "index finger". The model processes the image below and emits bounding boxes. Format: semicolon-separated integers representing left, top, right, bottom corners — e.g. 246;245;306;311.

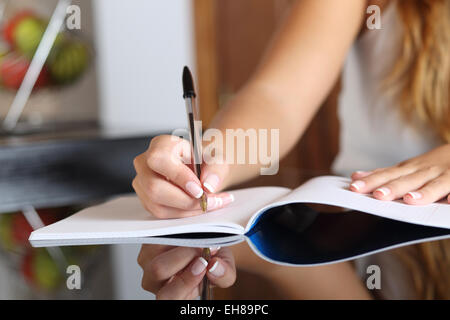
206;247;236;288
137;244;171;268
146;138;205;200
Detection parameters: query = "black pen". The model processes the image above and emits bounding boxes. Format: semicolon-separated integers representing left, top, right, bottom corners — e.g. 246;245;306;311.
182;66;212;300
182;66;208;212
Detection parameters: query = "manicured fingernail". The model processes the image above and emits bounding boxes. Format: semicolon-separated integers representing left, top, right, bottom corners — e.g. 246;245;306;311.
222;194;234;206
207;197;218;210
191;257;208;276
350;180;365;191
186;181;204;199
406;191;422;200
374;187;390;197
203;174;220;193
209;246;221;255
208;261;225;277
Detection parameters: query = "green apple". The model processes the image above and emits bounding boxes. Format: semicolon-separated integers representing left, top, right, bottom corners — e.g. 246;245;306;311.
13;17;45;57
12;17;64;59
49;41;89;84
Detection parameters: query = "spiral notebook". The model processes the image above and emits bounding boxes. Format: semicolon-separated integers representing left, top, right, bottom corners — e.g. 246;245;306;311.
29;176;450;266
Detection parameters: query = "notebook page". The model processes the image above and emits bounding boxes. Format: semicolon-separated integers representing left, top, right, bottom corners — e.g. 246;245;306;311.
259;176;450;230
30;186;290;242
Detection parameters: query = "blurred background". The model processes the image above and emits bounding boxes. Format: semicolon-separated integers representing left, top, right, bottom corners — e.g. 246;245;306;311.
0;0;340;299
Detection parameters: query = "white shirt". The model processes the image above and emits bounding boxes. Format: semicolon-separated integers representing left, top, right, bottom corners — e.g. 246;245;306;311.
332;2;441;177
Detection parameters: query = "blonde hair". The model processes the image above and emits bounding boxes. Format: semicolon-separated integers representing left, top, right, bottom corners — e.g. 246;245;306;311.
388;0;450;299
388;0;450;141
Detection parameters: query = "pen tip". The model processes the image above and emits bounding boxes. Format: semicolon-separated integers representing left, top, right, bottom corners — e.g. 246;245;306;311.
200;193;207;212
182;66;196;99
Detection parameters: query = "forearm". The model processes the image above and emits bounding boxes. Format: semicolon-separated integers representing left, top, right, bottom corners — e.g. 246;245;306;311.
206;0;365;189
209;82;315;189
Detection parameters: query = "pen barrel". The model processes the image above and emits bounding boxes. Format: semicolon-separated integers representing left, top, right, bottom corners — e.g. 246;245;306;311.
200;248;212;300
185;98;202;178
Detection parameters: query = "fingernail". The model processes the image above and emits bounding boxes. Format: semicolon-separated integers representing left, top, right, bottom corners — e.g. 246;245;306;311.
208;261;225;277
186;181;204;199
374;187;390;197
191;257;208;276
350;180;365;191
207;197;218;210
406;191;422;200
203;174;220;193
222;194;234;206
209;246;221;254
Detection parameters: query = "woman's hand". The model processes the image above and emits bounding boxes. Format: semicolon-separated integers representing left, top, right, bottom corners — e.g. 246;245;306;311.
132;135;234;218
138;245;236;300
350;144;450;205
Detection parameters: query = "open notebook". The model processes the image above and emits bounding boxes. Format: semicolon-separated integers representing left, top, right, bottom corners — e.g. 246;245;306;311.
29;176;450;266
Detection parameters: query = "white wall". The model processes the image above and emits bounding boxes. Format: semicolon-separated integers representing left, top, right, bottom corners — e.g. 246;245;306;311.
92;0;195;299
93;0;195;133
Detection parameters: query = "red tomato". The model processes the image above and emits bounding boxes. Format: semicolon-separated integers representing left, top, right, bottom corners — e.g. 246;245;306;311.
0;53;49;89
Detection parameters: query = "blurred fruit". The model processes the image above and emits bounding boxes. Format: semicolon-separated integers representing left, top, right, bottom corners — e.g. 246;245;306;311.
21;251;34;285
0;53;49;89
0;214;16;250
11;213;33;246
12;16;46;57
3;10;34;46
49;41;89;84
11;210;60;246
0;10;90;90
33;249;62;290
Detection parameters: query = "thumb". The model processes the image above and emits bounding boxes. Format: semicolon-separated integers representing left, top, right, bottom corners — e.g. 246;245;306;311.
200;161;230;194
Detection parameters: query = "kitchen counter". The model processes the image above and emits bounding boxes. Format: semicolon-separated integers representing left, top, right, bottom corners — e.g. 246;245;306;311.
0;124;159;212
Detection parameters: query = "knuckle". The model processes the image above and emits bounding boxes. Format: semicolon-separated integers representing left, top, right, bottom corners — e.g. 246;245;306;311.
149;135;163;148
372;167;386;173
131;178;138;191
145;180;160;199
397;159;414;168
429;178;444;186
385;181;400;191
137;251;145;268
148;259;166;281
133;156;139;170
147;150;165;170
421;165;443;174
171;168;183;183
